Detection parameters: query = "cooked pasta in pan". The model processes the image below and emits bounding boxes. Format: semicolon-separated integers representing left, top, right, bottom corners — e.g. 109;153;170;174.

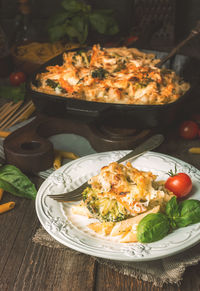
32;44;190;105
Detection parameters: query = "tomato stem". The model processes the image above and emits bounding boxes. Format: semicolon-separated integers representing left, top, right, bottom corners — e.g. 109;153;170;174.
167;165;177;177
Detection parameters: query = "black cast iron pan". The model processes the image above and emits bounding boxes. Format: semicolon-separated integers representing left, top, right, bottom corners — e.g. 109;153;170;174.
26;22;200;129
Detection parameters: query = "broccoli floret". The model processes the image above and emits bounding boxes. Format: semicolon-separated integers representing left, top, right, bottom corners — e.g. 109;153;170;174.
46;79;58;89
82;187;129;222
91;68;108;80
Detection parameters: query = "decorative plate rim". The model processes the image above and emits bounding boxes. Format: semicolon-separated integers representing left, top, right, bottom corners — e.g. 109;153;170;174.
35;150;200;261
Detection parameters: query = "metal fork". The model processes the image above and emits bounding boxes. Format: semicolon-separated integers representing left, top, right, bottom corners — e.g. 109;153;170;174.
48;134;164;202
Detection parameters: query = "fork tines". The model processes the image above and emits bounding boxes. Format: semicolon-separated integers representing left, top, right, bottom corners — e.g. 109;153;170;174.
47;193;82;202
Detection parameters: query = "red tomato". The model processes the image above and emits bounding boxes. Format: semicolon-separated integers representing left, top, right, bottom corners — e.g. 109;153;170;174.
9;71;26;86
165;172;192;198
179;120;199;139
123;35;138;46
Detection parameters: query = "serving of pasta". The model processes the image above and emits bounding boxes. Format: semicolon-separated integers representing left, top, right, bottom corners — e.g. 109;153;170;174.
72;161;174;243
32;44;190;105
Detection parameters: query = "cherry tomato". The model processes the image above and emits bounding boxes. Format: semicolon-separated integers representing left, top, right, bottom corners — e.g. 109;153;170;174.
123;35;138;46
9;71;26;86
179;120;199;139
165;172;192;198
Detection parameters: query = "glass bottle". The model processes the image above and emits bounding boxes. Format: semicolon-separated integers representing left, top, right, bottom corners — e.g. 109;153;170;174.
0;24;14;78
13;0;36;46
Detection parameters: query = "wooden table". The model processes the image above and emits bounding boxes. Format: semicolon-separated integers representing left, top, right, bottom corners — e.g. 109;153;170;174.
1;126;200;291
1;41;200;290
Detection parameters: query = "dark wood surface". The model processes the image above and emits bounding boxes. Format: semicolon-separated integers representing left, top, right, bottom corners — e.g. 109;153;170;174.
1;41;200;291
1;126;200;291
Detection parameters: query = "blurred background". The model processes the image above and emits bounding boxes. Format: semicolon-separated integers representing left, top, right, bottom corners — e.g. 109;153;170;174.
1;0;200;77
1;0;200;48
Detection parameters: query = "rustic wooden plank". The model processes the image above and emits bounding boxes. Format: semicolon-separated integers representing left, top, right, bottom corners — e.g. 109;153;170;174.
0;193;31;276
14;245;96;291
0;194;37;290
95;263;181;291
181;264;200;291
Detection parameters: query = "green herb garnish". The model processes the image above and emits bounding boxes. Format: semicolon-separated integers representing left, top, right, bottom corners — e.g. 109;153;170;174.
137;196;200;243
46;79;58;89
92;68;108;80
137;213;170;243
0;84;25;103
0;164;37;199
48;0;119;44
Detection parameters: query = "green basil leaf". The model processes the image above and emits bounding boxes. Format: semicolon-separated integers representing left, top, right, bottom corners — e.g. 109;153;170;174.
93;9;113;15
176;199;200;227
106;18;119;35
47;12;70;28
0;165;37;199
47;0;118;43
71;16;88;43
61;0;84;13
89;13;108;34
48;24;68;42
0;84;25;103
165;196;180;229
137;213;170;243
89;12;119;35
65;25;80;40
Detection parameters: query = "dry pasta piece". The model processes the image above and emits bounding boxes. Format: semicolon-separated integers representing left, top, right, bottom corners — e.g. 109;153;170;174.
0;131;10;138
55;149;79;160
0;202;15;214
189;147;200;154
0;188;3;200
53;152;62;170
53;149;79;170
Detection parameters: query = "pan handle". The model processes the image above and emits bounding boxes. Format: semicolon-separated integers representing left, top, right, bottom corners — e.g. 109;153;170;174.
65;101;111;117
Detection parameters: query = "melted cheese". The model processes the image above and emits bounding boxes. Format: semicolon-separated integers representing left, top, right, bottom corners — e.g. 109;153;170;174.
32;44;190;105
88;162;173;216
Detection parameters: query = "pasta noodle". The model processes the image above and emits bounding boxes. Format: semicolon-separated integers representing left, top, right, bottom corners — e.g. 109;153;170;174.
32;44;190;105
72;161;174;243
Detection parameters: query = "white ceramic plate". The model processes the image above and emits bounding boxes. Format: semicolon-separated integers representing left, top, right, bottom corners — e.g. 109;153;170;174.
35;151;200;261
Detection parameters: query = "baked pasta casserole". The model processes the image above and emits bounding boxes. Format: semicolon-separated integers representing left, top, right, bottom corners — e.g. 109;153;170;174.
72;161;174;243
32;44;190;105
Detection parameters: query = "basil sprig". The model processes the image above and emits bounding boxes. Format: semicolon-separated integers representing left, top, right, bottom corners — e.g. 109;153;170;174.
47;0;119;44
0;84;25;103
137;213;170;243
0;164;37;200
137;196;200;243
169;198;200;228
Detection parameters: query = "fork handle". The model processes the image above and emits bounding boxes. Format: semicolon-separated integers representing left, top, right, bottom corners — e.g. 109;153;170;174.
156;20;200;68
116;134;164;163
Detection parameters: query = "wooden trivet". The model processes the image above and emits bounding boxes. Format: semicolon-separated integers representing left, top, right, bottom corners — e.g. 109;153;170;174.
3;114;153;173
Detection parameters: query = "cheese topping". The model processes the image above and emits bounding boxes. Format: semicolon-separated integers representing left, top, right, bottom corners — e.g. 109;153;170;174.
32;44;190;105
87;161;173;217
